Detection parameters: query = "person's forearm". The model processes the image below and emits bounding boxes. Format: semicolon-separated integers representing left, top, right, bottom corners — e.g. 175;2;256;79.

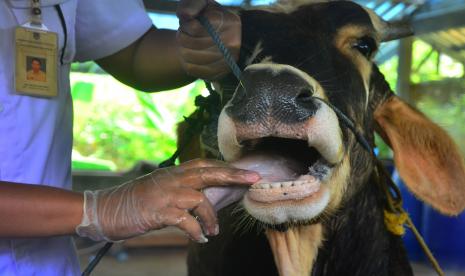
97;27;195;92
0;181;83;238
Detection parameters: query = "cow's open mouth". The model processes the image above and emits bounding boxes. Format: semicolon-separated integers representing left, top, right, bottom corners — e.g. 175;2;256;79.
234;137;332;204
217;93;344;224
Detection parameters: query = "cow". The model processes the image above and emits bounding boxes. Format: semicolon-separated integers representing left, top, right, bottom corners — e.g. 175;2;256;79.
182;1;465;275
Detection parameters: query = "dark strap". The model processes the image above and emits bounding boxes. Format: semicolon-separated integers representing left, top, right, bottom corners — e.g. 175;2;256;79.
54;4;67;65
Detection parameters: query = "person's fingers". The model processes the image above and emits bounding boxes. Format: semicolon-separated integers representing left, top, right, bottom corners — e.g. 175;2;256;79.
177;32;218;51
159;208;207;243
181;60;230;80
163;187;218;236
176;2;241;80
177;0;208;21
191;194;218;236
178;167;261;189
179;46;225;65
169;159;229;176
176;158;229;171
148;168;180;187
179;7;228;37
168;188;205;210
179;19;209;38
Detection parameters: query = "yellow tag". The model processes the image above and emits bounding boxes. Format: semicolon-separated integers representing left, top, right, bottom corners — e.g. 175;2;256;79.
15;26;58;97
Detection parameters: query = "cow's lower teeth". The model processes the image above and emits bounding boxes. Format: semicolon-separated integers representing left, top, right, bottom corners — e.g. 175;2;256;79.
271;183;281;188
282;182;292;188
252;180;316;190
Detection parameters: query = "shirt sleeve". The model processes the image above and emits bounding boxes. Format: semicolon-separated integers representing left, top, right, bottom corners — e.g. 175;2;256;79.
74;0;153;62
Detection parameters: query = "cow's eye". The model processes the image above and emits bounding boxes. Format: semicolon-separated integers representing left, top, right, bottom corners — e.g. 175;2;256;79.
352;36;377;59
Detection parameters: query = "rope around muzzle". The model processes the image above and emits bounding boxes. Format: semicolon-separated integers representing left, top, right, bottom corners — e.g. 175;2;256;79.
198;15;445;276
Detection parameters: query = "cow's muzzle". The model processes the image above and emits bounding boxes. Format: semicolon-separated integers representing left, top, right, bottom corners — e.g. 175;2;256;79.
217;64;347;225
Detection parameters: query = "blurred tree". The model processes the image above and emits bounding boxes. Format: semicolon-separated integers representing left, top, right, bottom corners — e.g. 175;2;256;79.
71;66;205;171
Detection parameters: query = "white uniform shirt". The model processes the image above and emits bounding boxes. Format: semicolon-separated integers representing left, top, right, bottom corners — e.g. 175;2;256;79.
0;0;152;274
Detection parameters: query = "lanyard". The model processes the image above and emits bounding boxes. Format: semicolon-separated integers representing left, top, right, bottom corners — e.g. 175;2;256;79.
27;0;67;65
30;0;43;27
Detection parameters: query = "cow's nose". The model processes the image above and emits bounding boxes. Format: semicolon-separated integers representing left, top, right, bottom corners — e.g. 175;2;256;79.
227;65;320;124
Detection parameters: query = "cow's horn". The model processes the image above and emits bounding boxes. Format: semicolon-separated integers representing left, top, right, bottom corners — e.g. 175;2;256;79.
381;19;414;42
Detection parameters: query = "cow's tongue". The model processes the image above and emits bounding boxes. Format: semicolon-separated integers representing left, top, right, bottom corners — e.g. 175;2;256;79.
203;152;305;211
233;151;306;182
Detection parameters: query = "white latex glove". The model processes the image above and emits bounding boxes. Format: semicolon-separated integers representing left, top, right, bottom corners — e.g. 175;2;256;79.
75;159;260;243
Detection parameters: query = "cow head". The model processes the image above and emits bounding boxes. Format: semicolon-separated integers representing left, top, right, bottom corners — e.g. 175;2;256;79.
191;1;465;275
210;2;465;274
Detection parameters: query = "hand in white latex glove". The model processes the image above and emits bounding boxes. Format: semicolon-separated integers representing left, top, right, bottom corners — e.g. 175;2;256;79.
176;0;241;80
75;159;260;243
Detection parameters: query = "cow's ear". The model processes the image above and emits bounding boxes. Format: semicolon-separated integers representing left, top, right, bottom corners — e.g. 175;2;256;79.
374;95;465;215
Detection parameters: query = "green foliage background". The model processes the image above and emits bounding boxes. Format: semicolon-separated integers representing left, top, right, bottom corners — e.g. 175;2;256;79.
71;69;205;171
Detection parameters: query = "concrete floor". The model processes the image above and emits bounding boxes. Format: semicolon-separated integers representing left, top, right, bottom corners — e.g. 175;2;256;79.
79;246;187;276
410;263;465;276
78;244;465;276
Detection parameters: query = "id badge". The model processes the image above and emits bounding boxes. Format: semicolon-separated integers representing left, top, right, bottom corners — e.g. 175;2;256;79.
15;26;58;97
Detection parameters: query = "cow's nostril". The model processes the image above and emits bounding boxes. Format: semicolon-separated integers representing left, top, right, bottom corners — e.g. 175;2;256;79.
296;88;314;103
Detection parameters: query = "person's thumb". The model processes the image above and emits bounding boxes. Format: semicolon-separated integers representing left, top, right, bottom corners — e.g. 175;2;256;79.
176;0;208;21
